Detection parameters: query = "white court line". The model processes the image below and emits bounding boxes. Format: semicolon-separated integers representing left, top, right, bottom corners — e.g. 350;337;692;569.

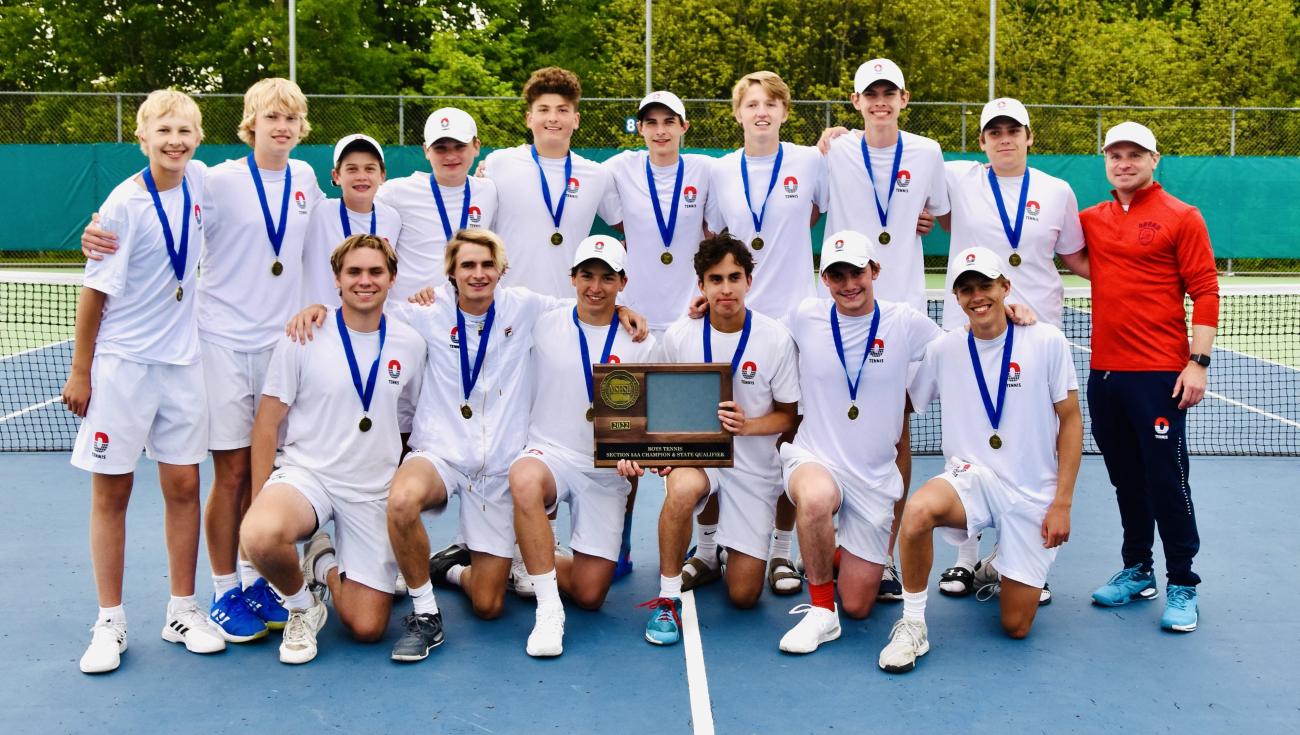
0;338;72;362
680;590;715;735
0;395;62;423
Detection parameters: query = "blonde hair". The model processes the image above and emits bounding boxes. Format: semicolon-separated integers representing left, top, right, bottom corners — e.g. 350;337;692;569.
730;71;791;114
134;90;204;155
330;234;398;277
237;77;311;145
443;228;509;279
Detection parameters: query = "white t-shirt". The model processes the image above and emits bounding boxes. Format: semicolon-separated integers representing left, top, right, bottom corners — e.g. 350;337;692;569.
941;162;1085;330
825;130;949;313
911;322;1077;506
376;172;499;301
704;144;827;321
393;285;569;477
262;309;425;501
603;151;713;331
527;307;660;455
484;145;622;297
789;297;940;523
661;310;800;479
86;161;207;365
300;198;402;308
197;157;325;352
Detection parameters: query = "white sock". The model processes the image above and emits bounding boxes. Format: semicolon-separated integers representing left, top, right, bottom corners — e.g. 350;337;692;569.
695;524;719;565
238;559;261;588
903;589;927;622
771;528;794;560
446;564;466;587
312;550;338;584
531;569;561;611
409;581;439;616
659;574;683;599
955;537;979;569
282;584;315;611
167;595;196;614
212;572;239;597
98;605;125;624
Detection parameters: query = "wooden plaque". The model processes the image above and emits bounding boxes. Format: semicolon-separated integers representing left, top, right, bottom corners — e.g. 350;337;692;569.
592;363;733;468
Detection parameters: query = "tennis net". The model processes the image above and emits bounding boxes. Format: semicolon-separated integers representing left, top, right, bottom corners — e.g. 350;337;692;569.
3;272;1298;455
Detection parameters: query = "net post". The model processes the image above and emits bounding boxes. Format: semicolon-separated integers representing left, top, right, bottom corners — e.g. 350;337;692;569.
398;96;405;147
1095;108;1102;153
961;103;967;152
115;94;122;143
1229;108;1237;156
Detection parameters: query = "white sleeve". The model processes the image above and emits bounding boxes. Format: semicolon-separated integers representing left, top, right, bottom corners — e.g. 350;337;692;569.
1055;185;1086;255
261;335;304;406
704;160;726;234
769;331;802;404
925;147;951;217
907;305;944;362
597;168;623;226
1046;330;1078;402
82;204;133;298
399;344;426;420
812;153;829;211
908;338;942;411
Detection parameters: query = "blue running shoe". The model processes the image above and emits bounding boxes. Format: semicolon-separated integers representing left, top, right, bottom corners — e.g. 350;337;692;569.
639;597;682;646
1091;565;1158;607
613;553;634;581
209;587;268;642
1161;585;1198;632
243;578;289;630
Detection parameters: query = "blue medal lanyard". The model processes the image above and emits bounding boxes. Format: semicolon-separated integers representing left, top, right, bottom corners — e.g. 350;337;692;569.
645;156;684;250
967;321;1015;444
740;144;783;238
430;177;471;241
830;301;881;415
457;303;496;417
574;307;620;413
141;167;191;296
336;308;387;431
989;167;1031;255
338;199;376;237
247;153;291;268
703;309;753;373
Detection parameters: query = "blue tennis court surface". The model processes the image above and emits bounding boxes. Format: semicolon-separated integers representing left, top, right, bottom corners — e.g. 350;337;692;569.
3;453;1297;733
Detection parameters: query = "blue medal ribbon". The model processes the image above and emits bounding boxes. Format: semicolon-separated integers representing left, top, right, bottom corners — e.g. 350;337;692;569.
141;167;190;285
338;199;376;238
988;167;1031;253
860;135;904;231
740;144;783;237
430;177;471;241
336;308;386;420
703;309;752;374
967;321;1015;434
573;307;620;406
830;301;881;405
645;156;684;249
457;303;496;407
530;145;572;231
247;153;291;261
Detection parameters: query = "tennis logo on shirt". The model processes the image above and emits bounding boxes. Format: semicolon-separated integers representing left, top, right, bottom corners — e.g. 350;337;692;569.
895;169;911;190
92;431;109;456
504;326;514;338
869;338;885;362
295;191;307;211
1154;416;1170;438
449;326;459;348
566;177;580;197
387;359;401;383
950;462;972;477
740;360;758;384
1006;361;1022;387
608;355;621;364
683;185;699;207
468;206;482;225
193;204;202;225
1026;200;1041;221
783;176;799;197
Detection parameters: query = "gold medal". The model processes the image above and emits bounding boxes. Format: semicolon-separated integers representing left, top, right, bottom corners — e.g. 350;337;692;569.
271;260;284;276
848;404;859;420
461;404;473;420
359;416;372;432
585;406;595;422
660;251;673;265
550;232;564;246
1009;252;1022;267
175;286;183;302
878;231;891;245
989;433;1002;449
751;237;764;250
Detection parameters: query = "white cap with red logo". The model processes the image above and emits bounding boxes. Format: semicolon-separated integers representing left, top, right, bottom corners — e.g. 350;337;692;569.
1103;121;1159;154
332;133;385;167
637;90;687;121
979;98;1031;130
819;230;878;274
949;246;1004;287
423;107;477;146
853;58;906;93
572;235;627;273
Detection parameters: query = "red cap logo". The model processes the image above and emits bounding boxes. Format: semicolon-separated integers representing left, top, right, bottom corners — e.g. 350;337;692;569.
873;63;883;72
440;117;450;129
965;252;977;264
594;240;605;251
834;239;844;250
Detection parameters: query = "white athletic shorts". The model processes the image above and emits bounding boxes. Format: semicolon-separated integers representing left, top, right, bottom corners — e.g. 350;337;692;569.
403;450;513;559
513;443;631;562
71;355;208;474
781;444;892;565
696;466;783;562
936;457;1056;588
201;339;273;451
266;465;397;594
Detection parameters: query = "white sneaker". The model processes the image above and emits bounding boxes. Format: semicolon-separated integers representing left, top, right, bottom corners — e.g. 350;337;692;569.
508;554;535;599
778;604;841;654
972;547;1000;591
279;597;328;665
879;618;929;673
80;618;127;673
525;604;566;657
162;601;226;654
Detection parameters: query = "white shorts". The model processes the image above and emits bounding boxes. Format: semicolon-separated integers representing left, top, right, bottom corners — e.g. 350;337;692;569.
403;450;513;559
781;444;892;565
266;465;397;594
201;339;273;451
71;355;208;474
513;443;631;562
697;466;783;561
936;458;1056;588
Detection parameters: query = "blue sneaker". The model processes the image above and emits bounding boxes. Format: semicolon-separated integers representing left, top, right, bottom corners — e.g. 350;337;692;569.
613;552;634;581
1161;585;1198;632
639;597;682;646
209;587;268;642
242;578;289;630
1091;565;1158;607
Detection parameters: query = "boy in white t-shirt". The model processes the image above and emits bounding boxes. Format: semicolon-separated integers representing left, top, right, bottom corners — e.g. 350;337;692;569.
377;108;498;301
301;135;402;308
65;90;224;674
623;234;800;647
879;246;1081;673
241;234;425;665
484;67;622;297
509;236;660;657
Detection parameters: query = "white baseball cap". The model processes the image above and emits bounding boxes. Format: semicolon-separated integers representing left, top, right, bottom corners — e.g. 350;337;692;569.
1103;121;1158;153
637;90;687;121
949;246;1004;287
980;98;1031;130
853;58;906;93
332;133;385;167
819;230;878;274
423;107;477;146
572;235;627;273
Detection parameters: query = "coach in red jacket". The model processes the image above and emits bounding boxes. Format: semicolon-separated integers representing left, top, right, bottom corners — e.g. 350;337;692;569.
1078;122;1218;634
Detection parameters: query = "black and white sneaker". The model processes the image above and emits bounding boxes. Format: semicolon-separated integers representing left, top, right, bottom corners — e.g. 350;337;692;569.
391;612;445;662
428;543;471;589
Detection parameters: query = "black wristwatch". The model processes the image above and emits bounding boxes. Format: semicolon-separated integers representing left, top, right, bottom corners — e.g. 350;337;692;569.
1189;353;1211;367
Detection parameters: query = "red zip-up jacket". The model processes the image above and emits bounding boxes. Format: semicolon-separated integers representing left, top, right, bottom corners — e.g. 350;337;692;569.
1080;182;1219;372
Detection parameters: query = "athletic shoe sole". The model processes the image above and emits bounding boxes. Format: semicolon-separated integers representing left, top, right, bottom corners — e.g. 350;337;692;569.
779;625;841;654
644;633;680;646
879;641;929;673
1090;587;1158;607
391;637;444;662
212;626;269;643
